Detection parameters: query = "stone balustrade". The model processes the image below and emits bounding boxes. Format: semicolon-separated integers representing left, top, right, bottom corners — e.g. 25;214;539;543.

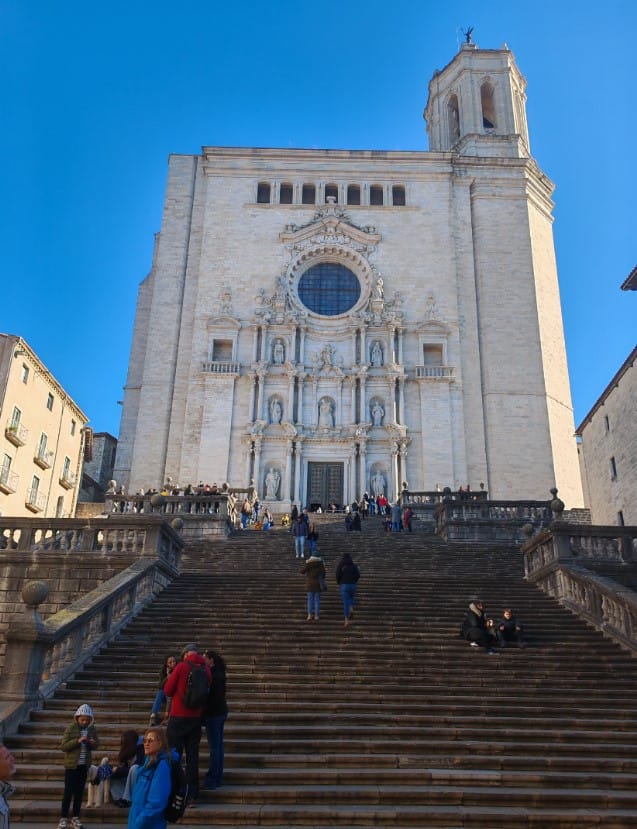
0;516;183;738
523;523;637;654
434;498;552;542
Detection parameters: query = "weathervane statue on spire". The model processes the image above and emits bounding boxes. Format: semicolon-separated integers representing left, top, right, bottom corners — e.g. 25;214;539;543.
461;26;474;44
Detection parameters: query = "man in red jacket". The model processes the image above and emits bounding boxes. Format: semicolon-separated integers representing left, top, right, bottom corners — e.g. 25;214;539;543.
164;644;211;806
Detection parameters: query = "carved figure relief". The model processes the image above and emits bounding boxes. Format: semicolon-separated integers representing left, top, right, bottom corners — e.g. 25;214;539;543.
269;398;283;424
370;400;385;427
371;469;386;498
264;467;281;500
272;339;285;364
318;397;334;429
370;341;383;367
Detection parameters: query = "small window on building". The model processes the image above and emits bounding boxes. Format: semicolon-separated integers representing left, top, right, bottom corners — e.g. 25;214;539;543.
617;510;625;527
610;456;617;480
56;495;65;518
21;364;29;383
347;185;361;205
46;392;54;411
10;407;21;428
38;432;48;457
212;339;233;361
604;415;610;432
70;419;76;436
62;456;71;479
280;183;293;204
1;453;11;481
370;185;384;206
481;82;496;129
423;344;443;365
392;185;406;206
324;184;338;203
257;182;271;204
302;183;316;204
29;474;40;500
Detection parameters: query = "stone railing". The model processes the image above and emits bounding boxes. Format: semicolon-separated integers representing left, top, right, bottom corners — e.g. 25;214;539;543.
202;361;240;374
0;515;182;565
0;517;183;738
523;523;637;654
435;498;552;542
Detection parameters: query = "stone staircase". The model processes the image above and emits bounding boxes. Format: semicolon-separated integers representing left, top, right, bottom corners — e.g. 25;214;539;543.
6;515;637;828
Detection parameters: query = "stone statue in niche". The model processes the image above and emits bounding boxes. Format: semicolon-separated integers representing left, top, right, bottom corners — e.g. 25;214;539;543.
265;467;280;500
370;341;383;367
272;339;285;364
371;470;385;498
269;399;282;424
219;285;233;315
318;398;334;429
371;401;385;427
375;276;384;299
425;294;438;320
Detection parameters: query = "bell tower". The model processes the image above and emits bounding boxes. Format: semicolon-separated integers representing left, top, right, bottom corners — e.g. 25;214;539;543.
424;40;530;157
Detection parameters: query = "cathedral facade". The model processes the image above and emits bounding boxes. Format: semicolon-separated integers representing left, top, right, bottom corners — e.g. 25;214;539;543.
114;42;584;510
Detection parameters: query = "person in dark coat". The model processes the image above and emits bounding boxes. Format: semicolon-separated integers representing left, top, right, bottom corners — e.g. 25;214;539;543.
460;598;498;654
335;553;360;627
497;608;526;648
202;650;229;790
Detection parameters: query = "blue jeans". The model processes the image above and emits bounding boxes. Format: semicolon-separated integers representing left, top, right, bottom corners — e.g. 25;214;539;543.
307;591;321;616
241;513;249;529
295;536;306;557
152;689;167;715
203;713;227;789
339;583;357;619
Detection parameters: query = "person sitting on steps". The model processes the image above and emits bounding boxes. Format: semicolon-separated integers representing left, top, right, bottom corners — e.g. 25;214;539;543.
460;597;499;655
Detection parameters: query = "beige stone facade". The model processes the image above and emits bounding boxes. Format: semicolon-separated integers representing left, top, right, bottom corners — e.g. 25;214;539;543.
0;335;88;517
576;346;637;525
115;44;584;509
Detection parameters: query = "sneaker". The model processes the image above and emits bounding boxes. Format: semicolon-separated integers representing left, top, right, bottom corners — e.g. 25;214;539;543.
115;799;131;808
58;820;69;829
149;713;160;726
306;614;312;621
70;818;84;829
469;642;480;648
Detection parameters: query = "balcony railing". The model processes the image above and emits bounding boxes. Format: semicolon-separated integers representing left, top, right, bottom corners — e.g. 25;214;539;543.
25;491;47;513
202;360;240;374
59;472;76;490
5;422;28;446
415;365;455;380
0;469;19;494
34;450;54;469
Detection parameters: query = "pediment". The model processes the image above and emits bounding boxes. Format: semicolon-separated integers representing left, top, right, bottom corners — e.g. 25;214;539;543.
279;205;381;250
207;315;241;331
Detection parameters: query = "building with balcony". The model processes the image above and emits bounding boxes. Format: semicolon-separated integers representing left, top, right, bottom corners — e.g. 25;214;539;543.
79;431;117;502
115;41;584;511
0;334;88;517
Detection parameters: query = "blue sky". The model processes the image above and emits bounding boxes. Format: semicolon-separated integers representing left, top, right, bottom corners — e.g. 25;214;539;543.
2;0;635;437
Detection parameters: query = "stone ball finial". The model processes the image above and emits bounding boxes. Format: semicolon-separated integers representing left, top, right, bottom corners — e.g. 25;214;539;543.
150;493;166;509
522;523;534;538
22;580;49;608
171;517;184;532
550;487;565;516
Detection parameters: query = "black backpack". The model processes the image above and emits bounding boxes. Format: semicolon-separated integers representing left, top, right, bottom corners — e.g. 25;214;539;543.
164;758;188;822
182;663;210;709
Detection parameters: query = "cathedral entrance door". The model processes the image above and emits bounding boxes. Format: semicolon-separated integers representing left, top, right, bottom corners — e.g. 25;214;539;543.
307;462;343;511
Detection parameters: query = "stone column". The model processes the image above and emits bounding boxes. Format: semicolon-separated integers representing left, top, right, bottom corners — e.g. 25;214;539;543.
359;442;367;497
256;371;265;421
284;441;293;502
397;327;404;365
287;371;295;422
294;441;303;505
245;441;253;486
296;373;305;425
398;377;406;425
350;376;357;422
391;444;400;502
249;373;258;423
253;438;263;498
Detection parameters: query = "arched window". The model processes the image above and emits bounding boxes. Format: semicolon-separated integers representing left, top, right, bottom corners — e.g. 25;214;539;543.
347;184;361;205
324;183;339;203
257;182;271;204
392;185;406;206
370;185;384;206
280;183;293;204
448;93;460;142
302;183;316;204
481;82;496;129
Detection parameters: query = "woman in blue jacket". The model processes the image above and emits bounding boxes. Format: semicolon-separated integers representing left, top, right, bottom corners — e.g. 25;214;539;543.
128;727;171;829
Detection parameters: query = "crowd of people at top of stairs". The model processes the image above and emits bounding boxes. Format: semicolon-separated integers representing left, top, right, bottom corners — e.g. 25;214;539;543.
50;643;228;829
461;598;526;655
